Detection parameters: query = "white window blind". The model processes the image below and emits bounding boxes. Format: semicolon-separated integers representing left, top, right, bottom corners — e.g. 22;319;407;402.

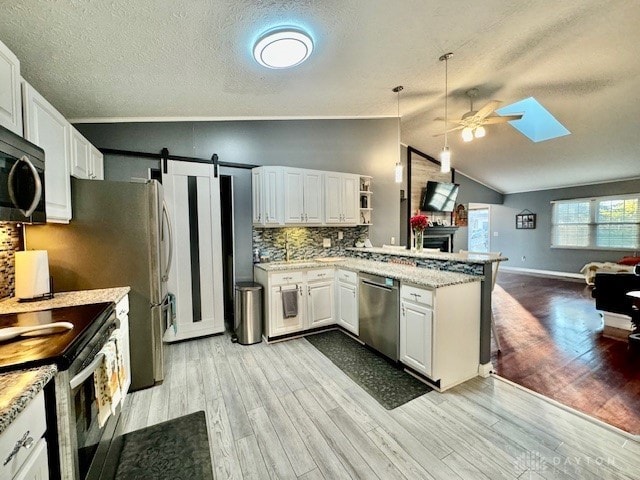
551;193;640;250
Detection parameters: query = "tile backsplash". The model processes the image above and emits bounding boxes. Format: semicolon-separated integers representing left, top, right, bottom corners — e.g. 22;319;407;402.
0;223;23;300
253;226;369;262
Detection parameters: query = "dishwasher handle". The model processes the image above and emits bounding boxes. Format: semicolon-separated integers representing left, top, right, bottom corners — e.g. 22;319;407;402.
360;278;397;292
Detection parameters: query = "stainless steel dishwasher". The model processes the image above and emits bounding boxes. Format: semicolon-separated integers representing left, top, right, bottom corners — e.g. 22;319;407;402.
358;272;400;361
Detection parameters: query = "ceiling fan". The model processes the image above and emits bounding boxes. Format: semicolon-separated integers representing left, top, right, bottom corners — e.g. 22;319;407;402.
434;88;523;142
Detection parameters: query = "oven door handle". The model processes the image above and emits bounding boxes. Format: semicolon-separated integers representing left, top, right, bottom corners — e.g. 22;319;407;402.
69;352;105;390
8;155;43;218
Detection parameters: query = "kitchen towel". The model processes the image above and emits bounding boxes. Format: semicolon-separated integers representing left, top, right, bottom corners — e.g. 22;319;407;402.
94;330;125;427
282;288;298;318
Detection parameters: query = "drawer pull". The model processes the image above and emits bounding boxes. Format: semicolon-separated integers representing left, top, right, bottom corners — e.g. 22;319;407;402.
3;431;34;466
283;276;293;281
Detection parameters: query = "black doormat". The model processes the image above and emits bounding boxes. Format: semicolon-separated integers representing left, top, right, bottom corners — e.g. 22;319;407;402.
111;411;213;480
306;330;432;409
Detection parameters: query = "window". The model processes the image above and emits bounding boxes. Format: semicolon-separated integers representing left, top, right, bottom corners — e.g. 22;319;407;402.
551;194;640;250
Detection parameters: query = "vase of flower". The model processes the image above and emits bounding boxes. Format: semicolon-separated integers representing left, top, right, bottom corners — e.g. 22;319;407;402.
410;214;428;252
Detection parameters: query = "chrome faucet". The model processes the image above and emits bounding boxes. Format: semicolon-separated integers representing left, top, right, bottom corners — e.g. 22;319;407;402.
285;231;291;262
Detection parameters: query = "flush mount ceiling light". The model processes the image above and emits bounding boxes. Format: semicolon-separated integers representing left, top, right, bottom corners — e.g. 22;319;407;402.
253;27;313;69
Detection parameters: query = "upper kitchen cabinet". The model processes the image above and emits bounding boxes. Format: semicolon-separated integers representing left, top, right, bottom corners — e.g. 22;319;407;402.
0;40;23;136
22;81;72;223
70;126;103;180
283;167;323;224
324;172;359;225
252;166;283;226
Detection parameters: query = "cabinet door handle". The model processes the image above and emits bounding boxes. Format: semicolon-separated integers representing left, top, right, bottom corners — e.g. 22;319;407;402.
298;286;303;296
301;214;304;222
401;306;406;316
307;286;311;296
3;431;34;466
305;213;308;222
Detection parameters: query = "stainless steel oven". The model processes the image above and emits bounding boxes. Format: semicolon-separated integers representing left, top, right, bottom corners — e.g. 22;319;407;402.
53;310;124;480
0;124;46;223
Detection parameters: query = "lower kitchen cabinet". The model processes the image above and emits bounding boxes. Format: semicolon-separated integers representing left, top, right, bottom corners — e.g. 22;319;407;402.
336;269;358;335
400;287;433;376
0;390;48;480
308;279;334;328
400;282;480;390
269;284;306;336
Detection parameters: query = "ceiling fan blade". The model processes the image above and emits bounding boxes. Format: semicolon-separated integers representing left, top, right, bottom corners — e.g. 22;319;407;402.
432;125;465;137
475;100;502;120
434;117;465;124
483;114;523;124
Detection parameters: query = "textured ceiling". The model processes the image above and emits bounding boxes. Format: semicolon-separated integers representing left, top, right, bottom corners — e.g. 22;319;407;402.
1;0;639;193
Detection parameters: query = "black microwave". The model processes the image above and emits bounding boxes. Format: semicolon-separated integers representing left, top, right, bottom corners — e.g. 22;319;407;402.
0;124;46;223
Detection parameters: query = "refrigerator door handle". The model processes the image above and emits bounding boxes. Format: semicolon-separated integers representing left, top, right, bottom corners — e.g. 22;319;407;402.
161;200;174;282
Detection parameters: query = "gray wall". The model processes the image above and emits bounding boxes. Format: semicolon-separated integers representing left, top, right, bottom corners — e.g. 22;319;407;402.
491;178;640;272
76;119;400;281
453;172;504;252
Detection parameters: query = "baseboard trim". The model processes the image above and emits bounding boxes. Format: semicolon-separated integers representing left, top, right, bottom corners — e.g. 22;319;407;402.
501;266;584;281
491;374;640;442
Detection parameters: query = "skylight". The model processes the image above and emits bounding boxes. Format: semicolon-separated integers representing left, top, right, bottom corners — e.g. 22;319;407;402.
497;97;570;143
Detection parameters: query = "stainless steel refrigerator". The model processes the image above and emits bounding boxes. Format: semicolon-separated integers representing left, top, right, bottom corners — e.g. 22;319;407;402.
26;177;173;391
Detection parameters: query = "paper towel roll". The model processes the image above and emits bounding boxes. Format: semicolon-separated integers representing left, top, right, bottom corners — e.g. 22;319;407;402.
15;250;50;300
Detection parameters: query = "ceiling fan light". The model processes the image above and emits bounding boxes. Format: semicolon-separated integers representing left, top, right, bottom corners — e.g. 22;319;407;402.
462;127;473;142
440;146;451;173
474;126;486;138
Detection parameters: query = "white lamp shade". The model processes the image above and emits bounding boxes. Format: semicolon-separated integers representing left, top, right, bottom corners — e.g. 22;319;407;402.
462;127;473;142
474;126;486;138
394;162;403;183
440;147;451;173
15;250;50;299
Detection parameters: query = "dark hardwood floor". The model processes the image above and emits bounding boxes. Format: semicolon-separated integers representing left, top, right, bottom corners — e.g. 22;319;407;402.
491;271;640;435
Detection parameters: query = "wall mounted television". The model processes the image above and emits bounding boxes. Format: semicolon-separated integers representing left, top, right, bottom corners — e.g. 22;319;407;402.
420;181;460;212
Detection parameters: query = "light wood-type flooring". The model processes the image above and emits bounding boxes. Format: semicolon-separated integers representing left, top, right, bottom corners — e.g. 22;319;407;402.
492;272;640;434
122;333;639;479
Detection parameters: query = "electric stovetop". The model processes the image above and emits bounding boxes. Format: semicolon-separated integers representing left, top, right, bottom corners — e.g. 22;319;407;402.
0;302;114;372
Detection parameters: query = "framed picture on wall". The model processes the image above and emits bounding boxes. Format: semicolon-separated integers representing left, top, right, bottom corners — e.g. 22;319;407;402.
516;211;536;229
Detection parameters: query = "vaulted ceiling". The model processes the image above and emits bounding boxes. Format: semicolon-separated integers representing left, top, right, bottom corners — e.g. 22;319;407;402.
1;0;639;193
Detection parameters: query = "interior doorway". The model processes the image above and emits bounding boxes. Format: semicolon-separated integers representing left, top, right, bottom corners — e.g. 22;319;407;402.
468;206;490;252
220;175;235;332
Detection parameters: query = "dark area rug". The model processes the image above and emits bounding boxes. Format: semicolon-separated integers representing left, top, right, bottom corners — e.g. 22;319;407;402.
111;411;213;480
306;330;431;409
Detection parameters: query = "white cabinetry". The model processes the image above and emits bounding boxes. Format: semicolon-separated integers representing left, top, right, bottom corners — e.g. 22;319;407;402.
0;391;48;480
22;82;72;223
115;295;131;396
325;173;359;225
283;168;323;224
70;127;103;180
255;267;337;339
0;40;22;135
307;269;334;328
336;269;358;335
400;282;480;390
252;167;283;226
266;271;306;337
400;285;433;376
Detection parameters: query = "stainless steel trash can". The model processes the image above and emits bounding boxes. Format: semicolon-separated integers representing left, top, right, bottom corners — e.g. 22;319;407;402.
234;282;263;345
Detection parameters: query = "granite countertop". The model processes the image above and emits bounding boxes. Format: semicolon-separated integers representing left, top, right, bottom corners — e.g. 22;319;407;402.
347;246;508;264
255;258;480;288
0;287;130;315
0;365;57;435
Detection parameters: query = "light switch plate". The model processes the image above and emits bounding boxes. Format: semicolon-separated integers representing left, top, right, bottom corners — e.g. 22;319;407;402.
323;238;331;248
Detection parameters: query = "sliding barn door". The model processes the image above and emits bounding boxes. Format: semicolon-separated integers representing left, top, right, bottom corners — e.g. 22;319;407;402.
162;160;224;341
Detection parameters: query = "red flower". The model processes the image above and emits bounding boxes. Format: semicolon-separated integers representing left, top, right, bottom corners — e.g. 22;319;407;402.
410;214;429;231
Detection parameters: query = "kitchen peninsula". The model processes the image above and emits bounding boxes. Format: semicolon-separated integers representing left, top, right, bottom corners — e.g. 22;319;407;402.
348;247;506;373
255;256;484;390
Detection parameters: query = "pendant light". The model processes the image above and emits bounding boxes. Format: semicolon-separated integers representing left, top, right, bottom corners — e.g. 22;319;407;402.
393;85;404;183
439;52;453;173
